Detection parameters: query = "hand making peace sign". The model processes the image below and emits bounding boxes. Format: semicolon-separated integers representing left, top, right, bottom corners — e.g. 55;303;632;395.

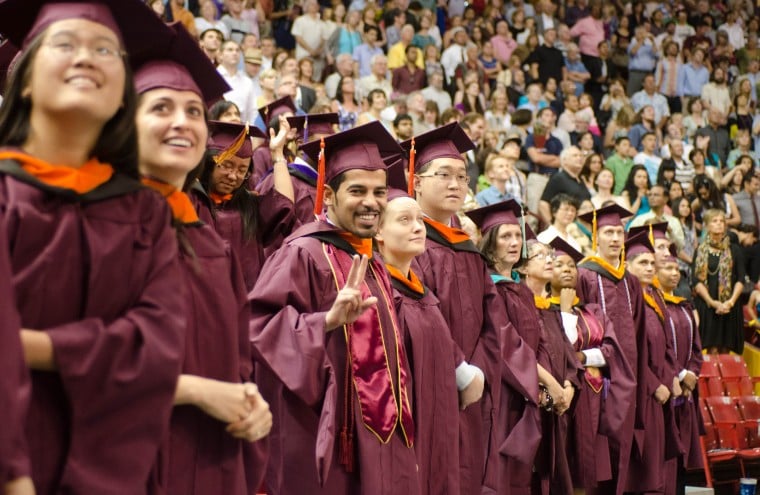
324;255;378;331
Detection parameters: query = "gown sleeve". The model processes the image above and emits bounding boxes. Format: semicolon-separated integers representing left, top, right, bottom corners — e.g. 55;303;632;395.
0;211;30;483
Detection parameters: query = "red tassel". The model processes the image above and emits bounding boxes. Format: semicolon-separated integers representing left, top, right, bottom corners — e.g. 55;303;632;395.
339;428;354;472
313;137;326;215
407;137;416;196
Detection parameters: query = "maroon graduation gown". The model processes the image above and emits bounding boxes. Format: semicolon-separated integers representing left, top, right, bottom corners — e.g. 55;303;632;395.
576;261;645;495
536;306;582;495
663;297;704;495
149;220;255;495
625;287;679;494
249;145;272;187
565;304;636;491
390;273;460;495
249;221;420;495
414;221;538;494
0;208;30;485
191;185;294;291
492;276;543;495
255;161;318;228
0;161;184;495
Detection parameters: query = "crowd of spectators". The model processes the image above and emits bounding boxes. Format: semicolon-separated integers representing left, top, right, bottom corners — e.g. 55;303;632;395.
148;0;760;341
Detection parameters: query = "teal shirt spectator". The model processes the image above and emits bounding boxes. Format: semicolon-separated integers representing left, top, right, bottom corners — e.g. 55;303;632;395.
726;149;760;169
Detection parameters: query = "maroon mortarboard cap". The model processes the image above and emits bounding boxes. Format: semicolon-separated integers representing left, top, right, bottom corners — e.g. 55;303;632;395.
628;222;668;242
288;113;339;143
400;122;475;172
207;120;266;159
302;121;403;215
259;96;297;126
464;199;523;235
301;120;403;183
578;203;633;228
386;156;410;192
0;40;19;96
0;0;171;61
663;243;678;262
387;187;411;202
134;22;230;106
625;231;655;259
549;236;584;264
524;221;536;241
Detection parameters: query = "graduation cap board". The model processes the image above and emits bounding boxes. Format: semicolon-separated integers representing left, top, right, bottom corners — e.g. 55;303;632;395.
133;22;229;106
549;235;584;264
207;120;266;162
399;122;475;196
259;96;297;127
625;231;655;259
577;203;633;253
628;222;669;246
299;120;404;215
287;113;339;144
464;199;533;260
0;0;173;64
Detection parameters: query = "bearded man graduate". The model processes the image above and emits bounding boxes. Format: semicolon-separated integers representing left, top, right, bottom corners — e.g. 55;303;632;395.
249;121;420;495
401;123;539;494
575;204;646;495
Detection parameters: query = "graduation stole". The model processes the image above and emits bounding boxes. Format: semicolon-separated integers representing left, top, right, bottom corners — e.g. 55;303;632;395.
321;243;414;471
337;231;374;259
209;192;233;205
423;217;472;244
0;150;113;194
579;255;626;281
642;287;665;321
534;295;551;309
386;264;425;296
141;177;200;224
576;307;606;393
662;292;685;304
548;296;581;307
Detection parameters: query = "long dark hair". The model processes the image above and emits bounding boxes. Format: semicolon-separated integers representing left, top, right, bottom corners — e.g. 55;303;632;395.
621;164;650;201
477;226;501;270
0;34;139;179
335;75;358;105
199;150;260;241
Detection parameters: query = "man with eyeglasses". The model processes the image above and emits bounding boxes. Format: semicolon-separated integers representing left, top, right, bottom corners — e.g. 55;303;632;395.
400;123;539;495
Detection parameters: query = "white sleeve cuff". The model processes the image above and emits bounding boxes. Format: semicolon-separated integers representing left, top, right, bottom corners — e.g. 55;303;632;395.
561;312;579;344
455;362;483;391
678;369;695;381
582;348;607;367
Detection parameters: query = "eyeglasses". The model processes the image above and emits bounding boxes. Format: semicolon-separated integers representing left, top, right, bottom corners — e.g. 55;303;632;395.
43;39;125;62
417;171;470;185
528;250;555;262
216;163;251;179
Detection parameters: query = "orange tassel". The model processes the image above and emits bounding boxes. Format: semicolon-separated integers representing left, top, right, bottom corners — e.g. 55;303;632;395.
407;137;416;196
313;137;326;215
592;209;597;253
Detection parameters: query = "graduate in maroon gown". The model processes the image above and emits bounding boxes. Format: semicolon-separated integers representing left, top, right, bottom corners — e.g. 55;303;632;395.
196;120;295;291
547;237;636;495
575;204;644;495
401;123;539;494
133;23;273;495
249;121;420;495
0;215;32;494
466;200;558;495
518;239;580;495
249;96;297;185
0;2;185;493
658;245;704;495
375;189;463;495
624;233;682;494
256;112;339;226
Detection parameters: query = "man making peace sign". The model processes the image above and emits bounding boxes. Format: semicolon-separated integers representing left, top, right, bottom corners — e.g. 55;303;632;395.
249;121;421;495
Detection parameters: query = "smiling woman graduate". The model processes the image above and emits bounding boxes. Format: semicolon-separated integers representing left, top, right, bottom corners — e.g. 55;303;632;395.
132;22;273;495
0;1;186;494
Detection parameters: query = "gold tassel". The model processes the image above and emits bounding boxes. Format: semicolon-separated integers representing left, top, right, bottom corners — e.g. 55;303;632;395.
213;123;249;165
